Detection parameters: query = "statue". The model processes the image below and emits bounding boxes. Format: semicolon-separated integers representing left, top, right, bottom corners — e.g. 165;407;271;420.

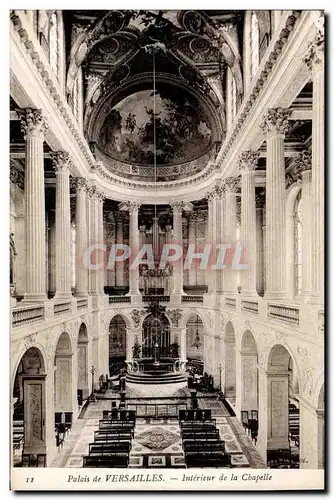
10;233;17;295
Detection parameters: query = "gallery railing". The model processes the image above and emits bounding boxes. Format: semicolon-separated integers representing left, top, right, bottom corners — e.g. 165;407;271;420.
268;303;300;325
12;304;44;327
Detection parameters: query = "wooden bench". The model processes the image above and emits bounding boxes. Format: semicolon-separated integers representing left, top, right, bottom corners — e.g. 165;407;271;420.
89;442;131;455
181;430;220;438
183;442;225;453
94;433;132;444
83;455;129;468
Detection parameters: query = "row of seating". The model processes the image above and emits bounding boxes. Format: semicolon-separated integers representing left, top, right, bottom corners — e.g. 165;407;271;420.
179;409;212;421
102;409;136;422
83;412;136;468
289;403;300;447
179;411;231;468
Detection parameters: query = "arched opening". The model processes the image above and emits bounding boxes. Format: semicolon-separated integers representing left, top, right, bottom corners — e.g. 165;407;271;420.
186;314;204;374
12;347;47;467
240;331;258;443
109;315;127;376
77;323;89;404
317;383;324;469
266;344;300;468
224;321;236;400
142;313;170;359
54;332;74;434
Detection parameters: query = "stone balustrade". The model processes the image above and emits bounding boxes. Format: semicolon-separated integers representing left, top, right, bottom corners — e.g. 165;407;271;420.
181;295;204;304
12;304;44;327
225;297;237;308
242;300;259;314
142;295;170;303
77;297;88;310
268;303;300;325
109;296;131;304
54;301;71;315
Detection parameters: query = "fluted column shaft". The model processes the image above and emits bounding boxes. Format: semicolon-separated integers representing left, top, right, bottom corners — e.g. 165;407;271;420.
305;30;324;303
21;109;47;301
171;202;184;294
188;214;197;286
238;151;258;296
207;189;219;294
97;192;105;294
89;187;100;295
261;108;291;299
255;195;265;296
224;178;239;294
302;169;312;296
127;203;140;295
52;152;72;299
115;215;124;287
74;178;88;296
219;188;226;294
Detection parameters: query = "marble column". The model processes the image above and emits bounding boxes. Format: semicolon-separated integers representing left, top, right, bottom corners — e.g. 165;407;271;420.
206;187;220;294
171;202;184;295
48;208;56;296
188;213;197;287
260;108;291;300
256;193;265;296
115;213;125;287
296;151;313;297
267;372;290;450
97;190;106;294
105;214;116;287
238;150;259;297
73;178;88;296
299;398;324;469
217;185;225;294
89;186;100;295
52;152;72;300
20;108;48;302
77;339;89;400
86;187;93;294
224;178;239;295
126;202;141;297
304;28;324;304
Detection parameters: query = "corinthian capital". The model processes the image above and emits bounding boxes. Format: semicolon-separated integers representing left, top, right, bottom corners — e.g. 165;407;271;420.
20;108;48;139
51;151;71;173
260;108;292;136
304;21;324;70
224;177;239;193
237;150;259;174
71;177;88;194
170;201;184;213
295;149;312;172
123;201;140;212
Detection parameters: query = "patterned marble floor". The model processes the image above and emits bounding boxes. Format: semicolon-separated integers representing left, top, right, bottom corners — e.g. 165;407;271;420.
49;394;266;468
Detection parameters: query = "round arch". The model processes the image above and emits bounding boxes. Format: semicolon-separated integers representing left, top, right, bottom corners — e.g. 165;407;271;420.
265;343;301;467
141;313;171;358
12;347;47;467
54;332;74;416
286;183;302;299
109;315;127;375
77;323;89;402
224;321;236;399
186;313;204;364
179;309;207;331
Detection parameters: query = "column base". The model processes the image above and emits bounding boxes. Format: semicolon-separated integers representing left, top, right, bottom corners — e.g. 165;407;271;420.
241;290;259;298
127;293;142;305
53;292;72;301
264;292;287;301
170;293;183;305
22;293;48;303
308;293;324;306
267;437;290;450
75;292;88;298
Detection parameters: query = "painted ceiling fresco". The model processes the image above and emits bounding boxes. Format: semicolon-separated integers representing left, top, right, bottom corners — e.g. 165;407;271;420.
99;84;213;166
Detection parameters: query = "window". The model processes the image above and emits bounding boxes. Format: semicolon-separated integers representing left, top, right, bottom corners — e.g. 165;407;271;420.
293;190;302;296
231;76;237;120
49;12;58;76
250;12;259;79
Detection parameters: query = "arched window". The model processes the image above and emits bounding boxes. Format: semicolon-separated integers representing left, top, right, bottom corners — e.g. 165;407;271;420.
49;12;59;76
250;11;259;79
231;75;237;120
293;190;302;296
72;69;82;124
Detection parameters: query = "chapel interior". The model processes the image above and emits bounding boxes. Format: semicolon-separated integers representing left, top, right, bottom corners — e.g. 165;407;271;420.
10;9;324;470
